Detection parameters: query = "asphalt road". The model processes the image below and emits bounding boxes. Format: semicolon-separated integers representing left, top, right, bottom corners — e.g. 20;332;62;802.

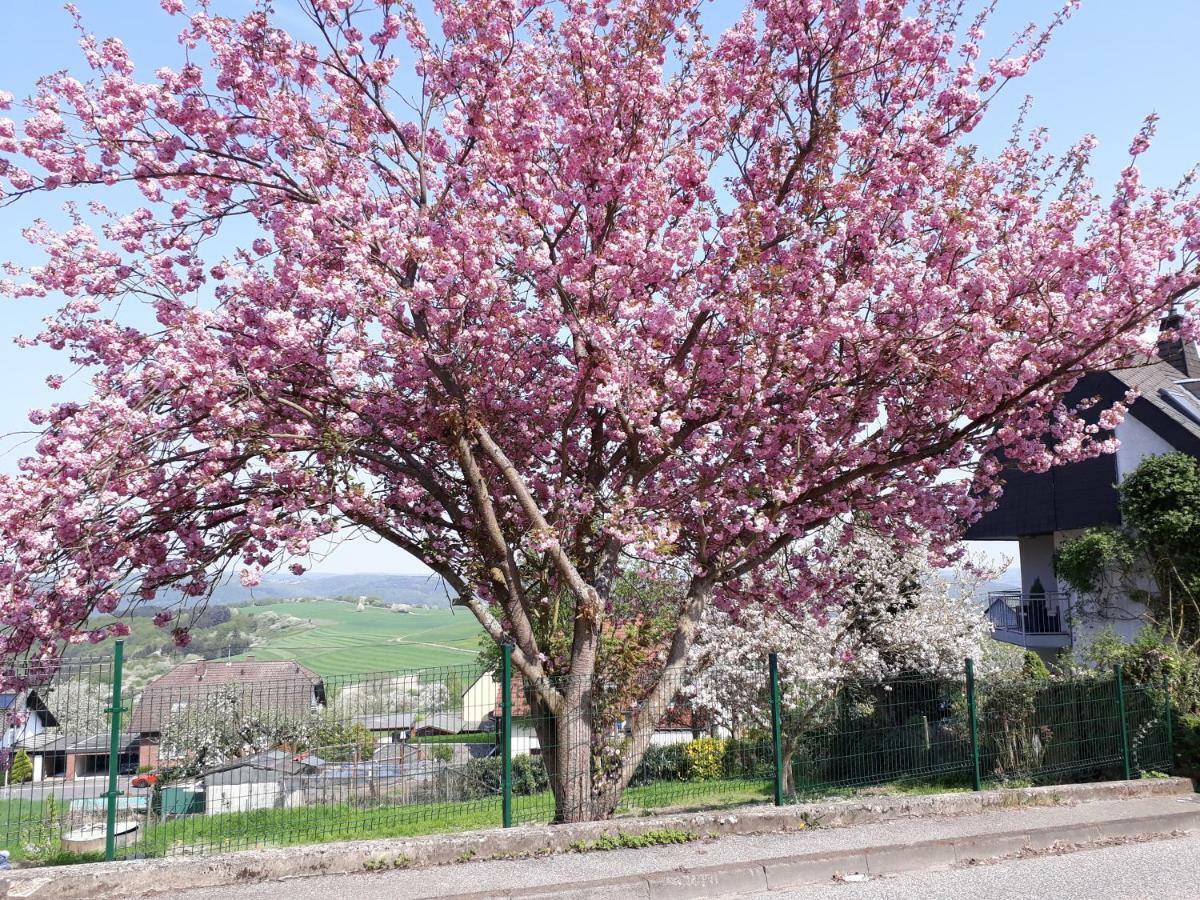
0;775;134;803
767;834;1200;900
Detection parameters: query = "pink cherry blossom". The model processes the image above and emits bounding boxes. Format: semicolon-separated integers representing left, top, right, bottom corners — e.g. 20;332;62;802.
0;0;1196;820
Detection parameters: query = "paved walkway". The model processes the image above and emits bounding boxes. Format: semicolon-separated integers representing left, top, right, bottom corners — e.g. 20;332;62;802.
171;794;1200;899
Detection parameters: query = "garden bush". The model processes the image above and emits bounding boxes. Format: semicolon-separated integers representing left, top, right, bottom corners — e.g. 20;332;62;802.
683;738;726;781
630;742;690;786
9;750;32;784
1173;712;1200;777
454;752;548;799
721;736;773;780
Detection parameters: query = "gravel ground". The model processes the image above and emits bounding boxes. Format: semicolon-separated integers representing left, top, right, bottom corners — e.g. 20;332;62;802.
170;795;1200;899
764;832;1200;899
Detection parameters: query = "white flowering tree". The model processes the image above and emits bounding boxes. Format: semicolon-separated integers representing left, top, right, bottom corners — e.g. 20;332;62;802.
333;678;451;720
159;687;316;776
687;528;993;790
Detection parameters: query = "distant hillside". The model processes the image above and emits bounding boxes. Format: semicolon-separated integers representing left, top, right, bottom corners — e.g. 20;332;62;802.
176;569;1014;609
163;573;457;607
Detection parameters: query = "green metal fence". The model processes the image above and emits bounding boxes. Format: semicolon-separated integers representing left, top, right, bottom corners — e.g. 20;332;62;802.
0;643;1176;865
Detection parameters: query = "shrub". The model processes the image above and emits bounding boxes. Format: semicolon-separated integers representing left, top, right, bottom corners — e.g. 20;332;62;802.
683;737;726;781
630;742;690;786
306;719;377;762
455;752;547;799
1083;627;1200;715
9;750;32;784
1173;713;1200;777
721;735;773;780
512;753;549;795
1022;651;1051;681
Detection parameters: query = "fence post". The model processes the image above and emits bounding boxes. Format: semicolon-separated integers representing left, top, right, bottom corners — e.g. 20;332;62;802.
1115;664;1132;780
1163;673;1174;773
768;652;785;806
501;642;513;828
104;639;126;862
965;657;982;791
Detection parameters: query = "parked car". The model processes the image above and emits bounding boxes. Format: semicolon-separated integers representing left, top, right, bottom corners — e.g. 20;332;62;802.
130;771;158;789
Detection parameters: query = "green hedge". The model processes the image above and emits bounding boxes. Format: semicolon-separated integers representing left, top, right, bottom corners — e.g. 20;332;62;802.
411;732;495;744
454;753;548;798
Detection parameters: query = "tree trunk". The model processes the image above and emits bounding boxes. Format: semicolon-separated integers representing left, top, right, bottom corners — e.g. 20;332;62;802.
530;689;596;823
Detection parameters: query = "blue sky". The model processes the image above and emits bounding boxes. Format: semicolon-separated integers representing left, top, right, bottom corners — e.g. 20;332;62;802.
0;1;1196;575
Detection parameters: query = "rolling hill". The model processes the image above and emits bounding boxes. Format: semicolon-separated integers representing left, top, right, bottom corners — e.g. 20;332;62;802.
229;599;484;676
159;573;458;608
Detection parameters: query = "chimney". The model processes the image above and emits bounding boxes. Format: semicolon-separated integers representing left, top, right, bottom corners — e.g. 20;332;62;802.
1157;311;1189;374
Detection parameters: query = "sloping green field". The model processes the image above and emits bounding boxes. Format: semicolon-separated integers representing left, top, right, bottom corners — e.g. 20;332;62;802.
233;600;485;676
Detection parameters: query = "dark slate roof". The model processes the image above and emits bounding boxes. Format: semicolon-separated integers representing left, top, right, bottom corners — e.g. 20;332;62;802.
0;691;58;728
129;660;323;735
1110;357;1200;454
968;352;1200;540
352;713;417;732
21;731;138;754
411;712;464;735
201;749;320;785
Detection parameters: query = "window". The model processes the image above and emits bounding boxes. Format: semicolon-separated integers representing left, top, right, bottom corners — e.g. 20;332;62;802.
1160;383;1200;426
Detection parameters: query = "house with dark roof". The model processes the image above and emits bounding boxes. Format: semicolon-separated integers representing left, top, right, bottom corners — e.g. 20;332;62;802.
130;658;325;770
968;316;1200;656
20;730;139;782
0;691;57;750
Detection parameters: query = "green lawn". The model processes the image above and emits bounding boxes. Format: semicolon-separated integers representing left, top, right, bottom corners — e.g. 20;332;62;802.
232;601;485;676
118;777;774;858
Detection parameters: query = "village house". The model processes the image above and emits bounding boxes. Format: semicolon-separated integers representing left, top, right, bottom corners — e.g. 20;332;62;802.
129;658;326;770
0;690;56;752
968;317;1200;657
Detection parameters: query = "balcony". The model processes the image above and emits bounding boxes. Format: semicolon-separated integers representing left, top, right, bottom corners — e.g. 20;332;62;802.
986;591;1073;650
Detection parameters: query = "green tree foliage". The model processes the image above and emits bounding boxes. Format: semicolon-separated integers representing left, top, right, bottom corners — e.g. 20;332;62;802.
1021;650;1051;681
1058;452;1200;648
1082;627;1200;715
307;719;376;763
9;749;32;784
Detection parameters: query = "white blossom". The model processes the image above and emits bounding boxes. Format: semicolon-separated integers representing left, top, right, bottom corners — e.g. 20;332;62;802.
687;528;994;732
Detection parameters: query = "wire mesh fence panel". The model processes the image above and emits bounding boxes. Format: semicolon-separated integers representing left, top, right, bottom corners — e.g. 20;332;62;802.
975;675;1126;784
0;655;120;865
115;660;496;858
507;669;774;826
1125;682;1173;776
0;645;1184;865
781;675;973;800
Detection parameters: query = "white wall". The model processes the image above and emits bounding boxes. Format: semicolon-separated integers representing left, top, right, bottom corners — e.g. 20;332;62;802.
1;714;45;751
649;730;695;747
1054;528;1150;657
1017;534;1058;593
461;672;497;727
1115;415;1175;480
205;781;280;815
511;733;540;755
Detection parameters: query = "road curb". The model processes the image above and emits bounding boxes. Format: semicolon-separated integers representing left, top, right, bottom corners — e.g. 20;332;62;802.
0;777;1192;899
452;807;1200;899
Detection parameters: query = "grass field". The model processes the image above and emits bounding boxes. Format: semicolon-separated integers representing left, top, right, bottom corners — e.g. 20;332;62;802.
233;600;485;676
118;778;772;859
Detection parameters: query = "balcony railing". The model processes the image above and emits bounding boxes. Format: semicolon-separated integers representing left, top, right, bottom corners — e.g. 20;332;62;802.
986;591;1072;636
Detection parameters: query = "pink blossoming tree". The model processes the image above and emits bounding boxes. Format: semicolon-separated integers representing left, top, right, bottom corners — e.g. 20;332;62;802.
0;0;1198;819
